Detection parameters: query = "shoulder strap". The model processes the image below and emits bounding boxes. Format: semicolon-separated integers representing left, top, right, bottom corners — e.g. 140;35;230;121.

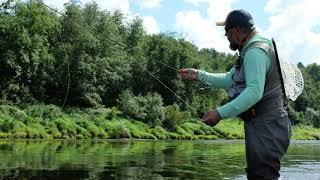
240;41;270;60
239;41;271;68
272;38;287;101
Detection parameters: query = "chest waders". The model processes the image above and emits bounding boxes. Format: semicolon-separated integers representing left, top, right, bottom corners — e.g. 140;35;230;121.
229;41;291;180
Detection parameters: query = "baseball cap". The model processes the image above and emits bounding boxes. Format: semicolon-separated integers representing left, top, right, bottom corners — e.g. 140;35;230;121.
216;9;254;31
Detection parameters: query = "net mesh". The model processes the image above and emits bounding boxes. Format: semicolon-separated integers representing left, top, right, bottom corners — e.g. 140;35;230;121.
279;59;304;101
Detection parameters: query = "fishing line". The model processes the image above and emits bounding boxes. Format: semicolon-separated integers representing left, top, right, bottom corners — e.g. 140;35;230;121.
57;32;70;108
33;0;192;107
34;0;179;72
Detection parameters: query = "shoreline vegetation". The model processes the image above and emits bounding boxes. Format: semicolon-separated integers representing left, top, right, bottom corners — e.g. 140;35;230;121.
0;104;319;141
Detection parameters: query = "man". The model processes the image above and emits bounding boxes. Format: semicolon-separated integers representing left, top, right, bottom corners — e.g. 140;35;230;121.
179;9;291;180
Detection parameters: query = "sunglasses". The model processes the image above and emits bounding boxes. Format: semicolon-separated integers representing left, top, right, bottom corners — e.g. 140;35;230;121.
225;26;234;33
225;26;234;36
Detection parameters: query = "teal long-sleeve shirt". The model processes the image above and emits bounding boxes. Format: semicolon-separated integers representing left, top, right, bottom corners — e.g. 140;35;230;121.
197;34;272;119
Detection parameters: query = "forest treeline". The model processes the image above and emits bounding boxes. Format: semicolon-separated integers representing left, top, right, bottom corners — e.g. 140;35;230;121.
0;0;319;132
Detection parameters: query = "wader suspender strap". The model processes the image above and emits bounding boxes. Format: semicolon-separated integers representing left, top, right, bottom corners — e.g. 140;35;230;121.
272;38;287;99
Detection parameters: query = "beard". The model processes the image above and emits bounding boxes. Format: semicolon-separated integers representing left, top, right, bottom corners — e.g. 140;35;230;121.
229;42;239;51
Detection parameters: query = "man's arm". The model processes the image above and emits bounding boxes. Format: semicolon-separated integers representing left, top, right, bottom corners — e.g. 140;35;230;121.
197;68;236;89
216;48;270;119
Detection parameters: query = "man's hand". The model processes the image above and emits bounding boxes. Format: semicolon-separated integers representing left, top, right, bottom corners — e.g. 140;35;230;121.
179;68;198;81
202;110;221;126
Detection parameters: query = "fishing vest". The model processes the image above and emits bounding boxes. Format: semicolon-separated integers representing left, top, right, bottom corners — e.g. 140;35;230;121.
228;41;285;119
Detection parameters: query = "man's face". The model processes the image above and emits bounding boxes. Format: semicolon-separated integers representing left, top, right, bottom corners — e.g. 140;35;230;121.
225;27;239;51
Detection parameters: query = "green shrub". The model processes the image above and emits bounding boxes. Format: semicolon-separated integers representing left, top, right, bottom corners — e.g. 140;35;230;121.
76;134;85;139
194;128;206;135
180;122;202;135
76;119;102;138
45;121;62;138
291;125;320;140
188;95;212;118
0;118;14;132
163;104;189;130
98;127;108;138
49;128;62;139
123;120;154;139
26;126;40;139
118;90;165;126
83;93;103;107
0;132;8;138
167;132;179;139
110;106;119;119
76;127;91;138
151;126;167;139
127;125;143;138
198;125;222;137
84;108;112;121
189;92;226;118
288;105;304;125
141;133;157;139
118;90;145;119
174;126;190;137
25;104;62;121
144;93;165;126
12;121;27;138
305;107;320;128
100;120;118;134
54;119;79;138
61;130;70;139
0;105;34;124
111;123;131;139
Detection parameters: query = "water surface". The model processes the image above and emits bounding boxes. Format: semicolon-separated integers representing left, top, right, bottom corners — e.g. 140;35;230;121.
0;140;319;180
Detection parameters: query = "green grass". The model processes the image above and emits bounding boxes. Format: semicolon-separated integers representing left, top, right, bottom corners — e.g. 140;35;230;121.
291;125;320;140
214;119;245;139
0;104;319;140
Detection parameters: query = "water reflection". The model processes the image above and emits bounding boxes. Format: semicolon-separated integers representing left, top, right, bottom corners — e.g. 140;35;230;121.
0;140;319;180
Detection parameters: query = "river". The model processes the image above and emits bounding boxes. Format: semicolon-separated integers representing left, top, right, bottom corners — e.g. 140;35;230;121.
0;140;319;180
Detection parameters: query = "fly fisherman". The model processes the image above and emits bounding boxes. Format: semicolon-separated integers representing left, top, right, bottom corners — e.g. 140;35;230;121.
179;9;291;180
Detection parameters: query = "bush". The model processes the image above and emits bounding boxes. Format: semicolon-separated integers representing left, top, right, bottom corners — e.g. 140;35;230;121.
84;108;112;120
0;118;14;132
54;119;79;138
118;90;146;120
124;121;144;139
163;104;189;130
144;93;165;126
0;132;8;138
75;119;104;138
189;90;227;118
118;90;165;126
288;105;304;125
110;106;119;119
49;128;62;139
12;121;27;138
25;104;63;121
151;126;167;139
112;123;131;139
0;105;34;124
305;107;320;128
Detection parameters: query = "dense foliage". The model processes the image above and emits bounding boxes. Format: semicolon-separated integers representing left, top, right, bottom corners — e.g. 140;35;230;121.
0;0;319;130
